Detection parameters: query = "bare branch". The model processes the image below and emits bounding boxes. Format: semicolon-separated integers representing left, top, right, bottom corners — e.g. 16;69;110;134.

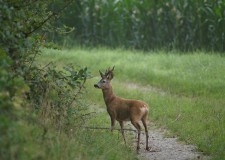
66;77;87;108
25;0;74;37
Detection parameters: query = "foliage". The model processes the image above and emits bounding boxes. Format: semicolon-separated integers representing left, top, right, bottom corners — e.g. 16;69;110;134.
0;1;100;159
52;0;225;52
28;63;90;129
0;50;29;159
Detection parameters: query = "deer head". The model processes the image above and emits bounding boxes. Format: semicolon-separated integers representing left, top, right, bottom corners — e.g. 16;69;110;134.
94;66;115;89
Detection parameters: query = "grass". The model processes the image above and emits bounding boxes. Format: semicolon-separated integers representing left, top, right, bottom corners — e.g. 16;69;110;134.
39;47;225;160
41;48;225;98
6;106;136;160
11;119;136;160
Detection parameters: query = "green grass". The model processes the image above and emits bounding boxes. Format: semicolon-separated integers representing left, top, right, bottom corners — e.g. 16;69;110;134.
39;48;225;160
9;118;136;160
40;48;225;98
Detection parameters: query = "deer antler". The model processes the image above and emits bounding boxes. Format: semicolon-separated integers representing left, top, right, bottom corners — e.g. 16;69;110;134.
99;70;104;78
104;66;115;76
111;66;115;71
102;66;115;80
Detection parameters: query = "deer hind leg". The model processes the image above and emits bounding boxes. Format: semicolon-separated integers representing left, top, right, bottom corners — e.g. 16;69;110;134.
119;121;126;144
142;116;150;151
131;120;141;151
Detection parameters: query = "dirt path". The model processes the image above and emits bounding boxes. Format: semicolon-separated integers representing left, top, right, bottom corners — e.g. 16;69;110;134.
124;82;209;160
128;123;208;160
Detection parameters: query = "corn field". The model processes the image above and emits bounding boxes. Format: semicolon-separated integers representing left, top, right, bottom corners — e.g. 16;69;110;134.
52;0;225;51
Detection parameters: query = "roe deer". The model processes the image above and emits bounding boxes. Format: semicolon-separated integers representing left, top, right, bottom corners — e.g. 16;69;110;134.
94;66;150;151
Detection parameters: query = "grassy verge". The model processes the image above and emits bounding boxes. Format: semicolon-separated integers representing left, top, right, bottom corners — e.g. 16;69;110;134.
8;117;136;160
39;48;225;160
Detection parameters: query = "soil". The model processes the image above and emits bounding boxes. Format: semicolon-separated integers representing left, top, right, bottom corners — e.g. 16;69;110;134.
128;123;209;160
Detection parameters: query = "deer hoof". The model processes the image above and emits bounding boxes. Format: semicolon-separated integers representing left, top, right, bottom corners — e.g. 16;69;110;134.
146;147;161;152
136;148;140;154
137;146;140;150
146;147;151;151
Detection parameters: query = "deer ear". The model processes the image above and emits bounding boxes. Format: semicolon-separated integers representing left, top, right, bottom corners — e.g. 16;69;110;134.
99;70;104;78
106;73;114;80
106;75;112;80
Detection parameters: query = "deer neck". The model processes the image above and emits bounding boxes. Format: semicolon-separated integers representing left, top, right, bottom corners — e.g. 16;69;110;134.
102;85;116;106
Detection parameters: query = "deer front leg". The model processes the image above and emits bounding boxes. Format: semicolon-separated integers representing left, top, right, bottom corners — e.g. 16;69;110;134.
110;115;116;132
119;121;126;144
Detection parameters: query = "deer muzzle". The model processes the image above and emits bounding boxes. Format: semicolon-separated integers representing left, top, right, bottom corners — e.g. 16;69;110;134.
94;84;100;88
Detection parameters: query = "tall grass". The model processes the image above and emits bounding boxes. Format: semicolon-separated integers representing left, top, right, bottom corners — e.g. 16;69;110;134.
40;48;225;159
7;117;136;160
41;48;225;99
51;0;225;51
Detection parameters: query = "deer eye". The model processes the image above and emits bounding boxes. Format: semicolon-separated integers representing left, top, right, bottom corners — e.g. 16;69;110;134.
102;80;106;83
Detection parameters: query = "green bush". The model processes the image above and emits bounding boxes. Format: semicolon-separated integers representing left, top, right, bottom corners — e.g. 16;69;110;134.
0;1;92;159
0;49;29;159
